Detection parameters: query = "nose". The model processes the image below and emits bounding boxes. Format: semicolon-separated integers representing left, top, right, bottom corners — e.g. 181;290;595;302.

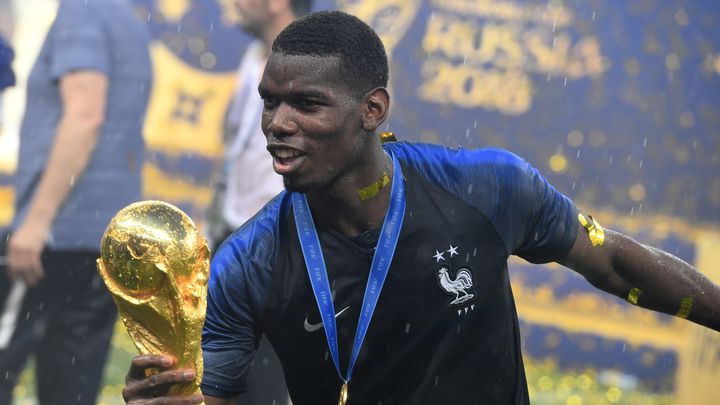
264;102;298;138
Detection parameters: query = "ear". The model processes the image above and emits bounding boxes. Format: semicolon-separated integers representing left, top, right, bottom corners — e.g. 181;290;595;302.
361;87;390;132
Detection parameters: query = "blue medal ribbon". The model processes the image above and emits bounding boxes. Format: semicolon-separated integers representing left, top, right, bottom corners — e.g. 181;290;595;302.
292;152;406;385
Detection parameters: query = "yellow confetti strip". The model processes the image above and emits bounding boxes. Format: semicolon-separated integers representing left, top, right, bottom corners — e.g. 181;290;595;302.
379;131;397;143
676;297;693;319
626;287;644;305
578;212;605;246
358;172;390;201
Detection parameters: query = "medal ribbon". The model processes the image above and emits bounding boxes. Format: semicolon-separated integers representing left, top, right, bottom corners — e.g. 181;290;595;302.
292;152;406;385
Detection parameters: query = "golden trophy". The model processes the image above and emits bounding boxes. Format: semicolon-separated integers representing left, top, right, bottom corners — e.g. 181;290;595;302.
97;200;209;400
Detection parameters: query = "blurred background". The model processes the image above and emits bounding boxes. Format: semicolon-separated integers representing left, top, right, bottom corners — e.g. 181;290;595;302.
0;0;719;403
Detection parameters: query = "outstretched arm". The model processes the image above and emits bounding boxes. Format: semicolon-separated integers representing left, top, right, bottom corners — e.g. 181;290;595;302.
558;219;720;331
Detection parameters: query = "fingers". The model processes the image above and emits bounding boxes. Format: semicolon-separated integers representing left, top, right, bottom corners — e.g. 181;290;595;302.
127;355;177;381
123;371;198;403
124;355;199;403
125;393;205;404
7;243;44;286
7;249;45;286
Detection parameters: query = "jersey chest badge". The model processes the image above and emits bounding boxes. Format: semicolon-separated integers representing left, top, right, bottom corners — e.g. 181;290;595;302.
438;266;474;305
433;244;477;316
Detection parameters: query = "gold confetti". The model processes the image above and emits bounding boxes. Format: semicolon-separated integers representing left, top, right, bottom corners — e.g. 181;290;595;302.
379;131;397;143
676;297;693;319
358;172;390;201
578;212;605;246
627;287;643;305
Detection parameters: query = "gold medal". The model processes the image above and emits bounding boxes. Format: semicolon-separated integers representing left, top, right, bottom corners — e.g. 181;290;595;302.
338;382;349;405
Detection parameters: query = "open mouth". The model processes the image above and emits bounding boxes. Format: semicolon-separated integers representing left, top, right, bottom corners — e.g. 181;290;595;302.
270;147;306;174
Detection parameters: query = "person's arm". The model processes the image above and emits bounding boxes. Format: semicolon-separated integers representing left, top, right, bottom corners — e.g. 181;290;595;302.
7;70;107;285
558;220;720;331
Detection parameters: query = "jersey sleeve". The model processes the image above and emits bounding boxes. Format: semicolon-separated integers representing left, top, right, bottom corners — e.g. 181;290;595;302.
489;150;579;263
50;2;110;79
386;142;578;263
201;195;285;398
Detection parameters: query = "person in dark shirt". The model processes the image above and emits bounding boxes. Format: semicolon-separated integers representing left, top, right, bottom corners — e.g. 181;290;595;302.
121;11;720;405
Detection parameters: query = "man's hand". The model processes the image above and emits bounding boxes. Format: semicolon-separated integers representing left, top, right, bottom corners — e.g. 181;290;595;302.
7;219;49;286
123;355;204;404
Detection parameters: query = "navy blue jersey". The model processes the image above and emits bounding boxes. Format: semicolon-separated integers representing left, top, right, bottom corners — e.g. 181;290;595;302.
202;142;579;404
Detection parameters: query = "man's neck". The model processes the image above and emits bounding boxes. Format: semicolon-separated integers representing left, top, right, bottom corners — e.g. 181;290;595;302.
306;144;393;237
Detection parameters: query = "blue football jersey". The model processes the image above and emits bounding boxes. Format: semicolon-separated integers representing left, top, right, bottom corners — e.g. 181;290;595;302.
203;141;578;404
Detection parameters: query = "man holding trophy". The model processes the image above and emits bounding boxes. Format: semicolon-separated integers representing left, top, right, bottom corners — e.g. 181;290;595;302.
118;11;720;405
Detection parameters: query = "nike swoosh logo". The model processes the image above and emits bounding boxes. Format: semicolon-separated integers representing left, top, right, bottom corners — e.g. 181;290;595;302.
304;306;350;333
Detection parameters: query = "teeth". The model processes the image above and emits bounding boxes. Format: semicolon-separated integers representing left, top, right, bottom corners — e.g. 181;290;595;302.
275;148;302;159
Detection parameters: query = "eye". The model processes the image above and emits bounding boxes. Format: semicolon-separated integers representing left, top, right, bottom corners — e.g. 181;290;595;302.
296;99;320;110
261;95;279;109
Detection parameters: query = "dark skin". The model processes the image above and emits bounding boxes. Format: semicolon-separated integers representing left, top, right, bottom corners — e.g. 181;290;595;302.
260;54;393;235
122;52;720;404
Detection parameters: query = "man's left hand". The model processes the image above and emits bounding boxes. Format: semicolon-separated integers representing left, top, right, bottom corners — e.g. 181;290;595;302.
7;220;49;286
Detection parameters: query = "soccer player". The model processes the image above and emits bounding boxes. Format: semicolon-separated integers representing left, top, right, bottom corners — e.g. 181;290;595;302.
121;11;720;405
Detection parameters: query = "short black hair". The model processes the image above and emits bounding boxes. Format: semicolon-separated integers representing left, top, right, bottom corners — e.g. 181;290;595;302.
271;11;389;98
290;0;312;16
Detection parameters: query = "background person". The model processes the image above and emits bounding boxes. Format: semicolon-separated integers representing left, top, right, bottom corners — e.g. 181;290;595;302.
0;0;152;403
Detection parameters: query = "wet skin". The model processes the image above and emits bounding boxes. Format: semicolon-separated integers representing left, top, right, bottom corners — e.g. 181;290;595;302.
260;53;372;192
258;52;392;235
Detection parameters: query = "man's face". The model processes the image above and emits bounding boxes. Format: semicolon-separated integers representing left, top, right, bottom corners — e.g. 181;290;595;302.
259;53;366;193
232;0;270;36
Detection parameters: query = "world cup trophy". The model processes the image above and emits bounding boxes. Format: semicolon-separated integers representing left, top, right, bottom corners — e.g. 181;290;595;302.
96;201;209;400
